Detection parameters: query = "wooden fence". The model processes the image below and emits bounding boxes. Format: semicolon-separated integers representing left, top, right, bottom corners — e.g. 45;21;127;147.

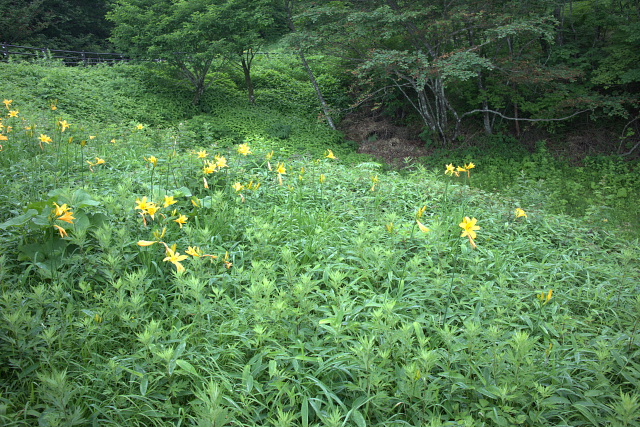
1;43;131;65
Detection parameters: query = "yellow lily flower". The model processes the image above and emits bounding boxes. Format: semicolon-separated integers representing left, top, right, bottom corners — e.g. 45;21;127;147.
459;216;480;240
163;245;188;272
39;134;53;144
174;214;188;228
416;219;430;233
163;195;177;208
145;156;158;166
215;155;228;169
237;143;252;155
53;224;68;238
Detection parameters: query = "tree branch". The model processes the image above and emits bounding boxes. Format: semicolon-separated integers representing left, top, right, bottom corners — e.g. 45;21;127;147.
460;108;590;122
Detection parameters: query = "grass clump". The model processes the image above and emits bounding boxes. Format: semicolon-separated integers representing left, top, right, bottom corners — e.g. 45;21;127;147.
1;81;639;427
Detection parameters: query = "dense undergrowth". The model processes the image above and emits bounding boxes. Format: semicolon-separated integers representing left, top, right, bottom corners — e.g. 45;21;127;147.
0;60;639;427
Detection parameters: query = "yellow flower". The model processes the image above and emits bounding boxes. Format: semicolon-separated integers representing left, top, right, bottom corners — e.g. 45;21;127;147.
223;251;232;269
370;175;379;191
215;155;228;169
537;289;553;303
265;150;274;160
137;240;158;247
136;123;144;130
465;162;475;170
110;139;117;144
53;224;68;238
203;161;216;174
459;216;480;240
0;134;7;141
174;214;188;228
163;244;188;272
53;202;75;224
51;104;57;111
153;227;167;240
196;150;208;159
146;203;160;219
8;110;19;118
134;196;150;212
145;156;158;166
163;195;177;208
89;135;96;140
416;219;430;233
456;166;467;173
515;208;527;218
53;202;70;217
276;163;286;175
39;134;53;144
445;163;456;176
87;157;105;171
237;143;252;155
232;182;244;192
186;246;203;257
319;174;326;184
57;210;75;224
58;120;70;132
3;99;12;109
325;149;336;159
416;206;427;219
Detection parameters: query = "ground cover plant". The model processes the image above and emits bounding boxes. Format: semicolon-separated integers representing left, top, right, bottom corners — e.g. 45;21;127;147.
1;77;640;427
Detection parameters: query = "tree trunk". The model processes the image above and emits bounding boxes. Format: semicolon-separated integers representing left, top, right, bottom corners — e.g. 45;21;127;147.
286;0;336;130
477;71;492;135
241;56;255;104
299;50;336;130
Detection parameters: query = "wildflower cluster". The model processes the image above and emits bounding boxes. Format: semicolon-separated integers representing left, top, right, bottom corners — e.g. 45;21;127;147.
445;162;475;177
52;202;75;237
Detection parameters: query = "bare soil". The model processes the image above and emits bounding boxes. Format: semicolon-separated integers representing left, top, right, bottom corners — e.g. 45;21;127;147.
339;110;432;166
339;109;635;166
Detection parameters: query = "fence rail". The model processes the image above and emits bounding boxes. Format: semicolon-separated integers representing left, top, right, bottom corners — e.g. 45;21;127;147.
1;43;131;65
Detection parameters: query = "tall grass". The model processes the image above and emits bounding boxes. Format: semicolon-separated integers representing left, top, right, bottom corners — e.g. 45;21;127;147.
1;63;639;427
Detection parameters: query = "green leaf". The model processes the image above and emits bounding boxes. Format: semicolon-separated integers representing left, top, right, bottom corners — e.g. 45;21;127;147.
0;209;39;229
176;359;198;376
351;409;366;427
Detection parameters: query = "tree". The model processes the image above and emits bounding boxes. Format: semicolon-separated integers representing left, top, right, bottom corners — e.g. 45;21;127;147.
0;0;112;50
108;0;290;106
284;0;337;129
0;0;51;43
212;0;289;104
108;0;229;106
294;0;578;145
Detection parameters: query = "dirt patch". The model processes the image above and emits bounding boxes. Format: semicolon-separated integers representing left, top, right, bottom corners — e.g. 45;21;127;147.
339;111;431;165
340;109;638;165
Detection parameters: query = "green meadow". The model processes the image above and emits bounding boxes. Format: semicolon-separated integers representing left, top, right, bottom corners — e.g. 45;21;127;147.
0;58;639;427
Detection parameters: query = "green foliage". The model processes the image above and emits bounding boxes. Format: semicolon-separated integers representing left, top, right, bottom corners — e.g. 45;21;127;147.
0;61;196;125
418;137;640;234
0;0;112;50
1;58;639;427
